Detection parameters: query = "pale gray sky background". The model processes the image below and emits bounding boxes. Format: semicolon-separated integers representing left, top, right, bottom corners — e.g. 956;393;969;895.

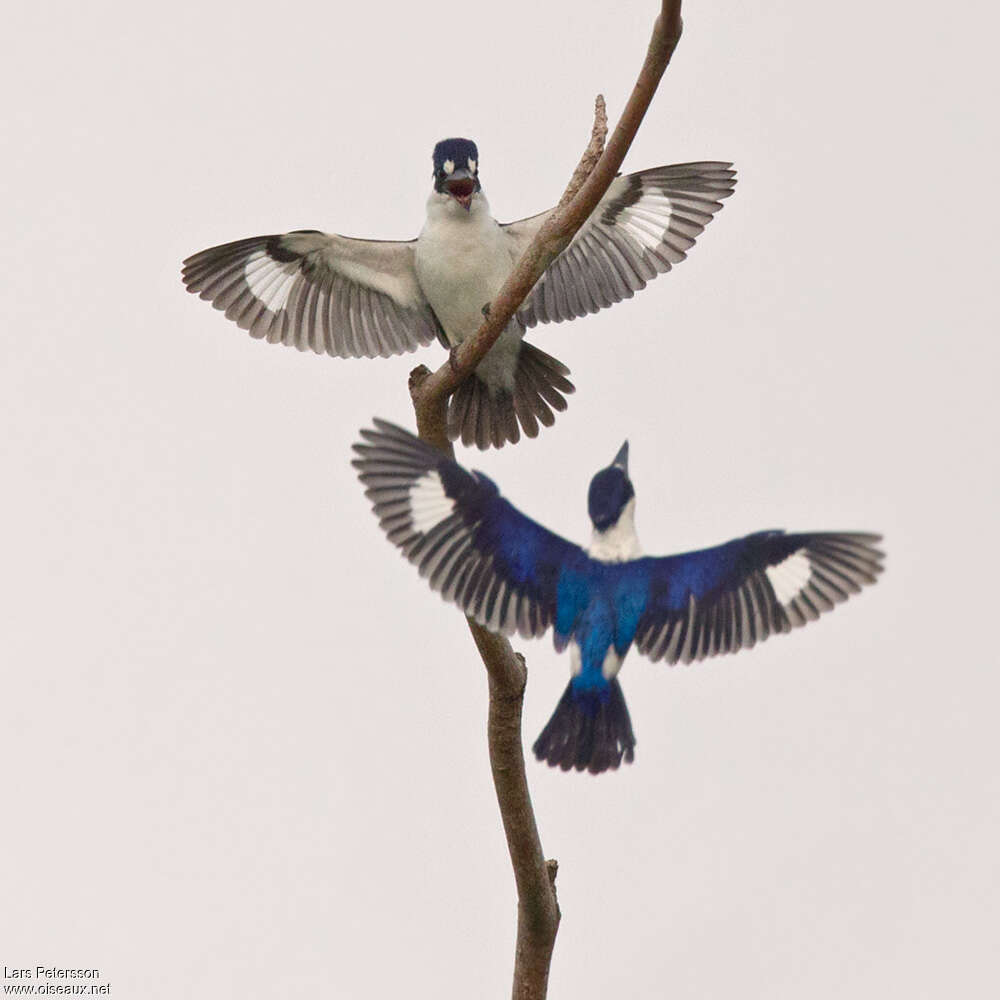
3;1;997;996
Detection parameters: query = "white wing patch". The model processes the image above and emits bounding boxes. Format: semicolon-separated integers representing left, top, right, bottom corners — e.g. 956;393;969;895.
183;232;440;359
765;550;813;605
618;202;673;251
505;162;736;328
243;253;297;313
408;470;455;534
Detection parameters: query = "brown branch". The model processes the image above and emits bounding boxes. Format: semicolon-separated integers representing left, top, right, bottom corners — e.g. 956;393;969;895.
409;3;683;997
471;630;559;1000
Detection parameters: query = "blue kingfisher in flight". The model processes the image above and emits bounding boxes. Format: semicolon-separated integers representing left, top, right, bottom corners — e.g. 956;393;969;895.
352;421;884;774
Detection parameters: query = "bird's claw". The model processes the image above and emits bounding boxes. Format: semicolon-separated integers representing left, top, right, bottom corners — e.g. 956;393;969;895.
448;346;462;374
481;302;491;318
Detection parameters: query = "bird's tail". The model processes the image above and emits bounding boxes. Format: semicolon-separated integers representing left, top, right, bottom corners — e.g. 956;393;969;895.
447;342;575;450
532;678;636;775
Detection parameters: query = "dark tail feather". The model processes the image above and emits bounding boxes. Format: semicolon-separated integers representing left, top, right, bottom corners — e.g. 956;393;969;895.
447;342;575;450
532;678;636;775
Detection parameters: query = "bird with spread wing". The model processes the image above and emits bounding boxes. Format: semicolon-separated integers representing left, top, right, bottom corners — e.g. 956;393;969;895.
183;139;735;449
352;420;884;774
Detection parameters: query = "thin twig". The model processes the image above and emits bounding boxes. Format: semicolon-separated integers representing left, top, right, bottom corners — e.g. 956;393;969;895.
409;4;683;997
554;94;608;214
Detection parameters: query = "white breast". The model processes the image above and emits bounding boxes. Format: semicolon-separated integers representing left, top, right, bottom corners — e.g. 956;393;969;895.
414;194;516;347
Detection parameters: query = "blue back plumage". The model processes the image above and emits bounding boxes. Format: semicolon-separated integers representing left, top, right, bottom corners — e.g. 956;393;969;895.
553;562;644;653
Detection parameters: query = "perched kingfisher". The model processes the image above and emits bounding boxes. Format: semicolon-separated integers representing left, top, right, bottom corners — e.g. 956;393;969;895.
352;420;884;774
183;139;735;449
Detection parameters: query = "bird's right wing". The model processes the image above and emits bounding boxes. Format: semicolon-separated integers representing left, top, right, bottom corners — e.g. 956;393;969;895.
353;420;589;638
182;231;444;359
633;531;884;665
502;162;735;327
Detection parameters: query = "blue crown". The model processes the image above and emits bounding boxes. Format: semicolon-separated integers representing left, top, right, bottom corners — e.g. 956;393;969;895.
588;465;634;532
432;138;479;175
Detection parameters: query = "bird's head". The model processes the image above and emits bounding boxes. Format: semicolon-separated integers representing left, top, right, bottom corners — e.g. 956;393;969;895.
587;441;634;533
431;138;482;212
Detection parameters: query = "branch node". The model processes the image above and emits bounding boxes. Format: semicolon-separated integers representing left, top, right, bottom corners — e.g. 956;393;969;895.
546;858;559;887
408;364;431;400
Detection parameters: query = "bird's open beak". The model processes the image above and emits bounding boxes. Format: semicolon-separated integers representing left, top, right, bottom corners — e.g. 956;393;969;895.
444;168;476;211
612;441;629;472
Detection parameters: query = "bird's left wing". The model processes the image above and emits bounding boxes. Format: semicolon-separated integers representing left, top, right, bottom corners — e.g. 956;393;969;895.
353;420;588;638
502;162;736;326
182;230;443;359
633;531;884;665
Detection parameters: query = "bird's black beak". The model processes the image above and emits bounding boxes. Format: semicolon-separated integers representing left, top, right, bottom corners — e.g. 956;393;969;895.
612;441;629;473
444;167;476;211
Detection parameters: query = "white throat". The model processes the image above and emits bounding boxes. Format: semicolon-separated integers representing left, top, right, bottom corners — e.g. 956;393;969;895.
588;497;642;562
423;188;491;226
